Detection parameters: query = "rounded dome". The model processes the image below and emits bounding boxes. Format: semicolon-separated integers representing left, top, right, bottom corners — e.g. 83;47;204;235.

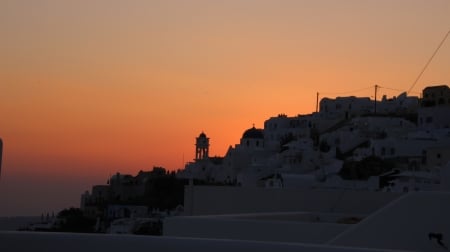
198;132;207;138
242;127;264;139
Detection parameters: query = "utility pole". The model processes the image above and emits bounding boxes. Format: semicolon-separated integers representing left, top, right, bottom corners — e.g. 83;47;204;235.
374;85;379;114
316;92;319;113
0;138;3;179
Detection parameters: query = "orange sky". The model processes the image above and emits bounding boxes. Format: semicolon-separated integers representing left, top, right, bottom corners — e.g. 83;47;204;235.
1;0;449;216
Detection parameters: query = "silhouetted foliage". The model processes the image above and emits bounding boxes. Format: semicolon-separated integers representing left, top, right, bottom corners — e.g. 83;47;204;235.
339;156;394;180
56;208;96;233
310;128;320;147
319;140;331;152
421;100;436;107
133;219;163;236
280;133;295;152
144;175;185;210
336;141;370;160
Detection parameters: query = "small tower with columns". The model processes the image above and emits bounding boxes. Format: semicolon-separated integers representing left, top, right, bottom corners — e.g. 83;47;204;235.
195;132;209;161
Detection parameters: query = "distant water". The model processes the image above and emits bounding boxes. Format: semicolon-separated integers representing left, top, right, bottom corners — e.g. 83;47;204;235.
0;216;40;231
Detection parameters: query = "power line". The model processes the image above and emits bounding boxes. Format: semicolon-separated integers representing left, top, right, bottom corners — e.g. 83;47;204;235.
378;86;405;93
319;85;374;96
378;86;421;96
316;84;420;112
407;28;450;94
320;84;420;97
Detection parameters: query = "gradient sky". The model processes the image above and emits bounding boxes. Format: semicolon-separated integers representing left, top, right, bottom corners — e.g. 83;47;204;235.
1;0;449;216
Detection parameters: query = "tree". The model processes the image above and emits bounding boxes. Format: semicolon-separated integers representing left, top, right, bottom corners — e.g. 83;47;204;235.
56;208;96;233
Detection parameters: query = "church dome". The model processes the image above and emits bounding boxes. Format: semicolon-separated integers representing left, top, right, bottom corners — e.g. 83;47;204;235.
242;127;264;139
199;132;207;138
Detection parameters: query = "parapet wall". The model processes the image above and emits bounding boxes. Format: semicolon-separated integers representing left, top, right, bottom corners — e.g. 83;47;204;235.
184;186;402;216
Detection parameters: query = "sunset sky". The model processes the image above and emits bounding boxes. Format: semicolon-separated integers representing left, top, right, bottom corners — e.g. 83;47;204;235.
1;0;449;216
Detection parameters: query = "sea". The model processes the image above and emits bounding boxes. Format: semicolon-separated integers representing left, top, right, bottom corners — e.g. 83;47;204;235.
0;216;40;231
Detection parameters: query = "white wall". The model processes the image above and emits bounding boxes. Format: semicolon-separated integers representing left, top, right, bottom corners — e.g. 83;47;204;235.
164;214;350;243
184;186;402;216
0;231;403;252
329;192;450;252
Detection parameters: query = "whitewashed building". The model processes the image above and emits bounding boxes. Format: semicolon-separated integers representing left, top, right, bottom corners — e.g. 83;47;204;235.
418;85;450;129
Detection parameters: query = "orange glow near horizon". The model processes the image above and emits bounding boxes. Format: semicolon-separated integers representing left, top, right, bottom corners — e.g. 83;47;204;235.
0;0;449;216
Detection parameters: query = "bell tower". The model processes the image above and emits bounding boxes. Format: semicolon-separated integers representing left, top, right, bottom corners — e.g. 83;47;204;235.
195;132;209;160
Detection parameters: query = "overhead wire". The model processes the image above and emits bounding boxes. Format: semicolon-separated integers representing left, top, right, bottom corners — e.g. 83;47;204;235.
378;86;405;93
407;28;450;94
317;28;450;99
319;85;374;96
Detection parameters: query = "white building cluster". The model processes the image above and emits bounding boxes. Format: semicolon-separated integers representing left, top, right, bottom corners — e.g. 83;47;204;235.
180;85;450;192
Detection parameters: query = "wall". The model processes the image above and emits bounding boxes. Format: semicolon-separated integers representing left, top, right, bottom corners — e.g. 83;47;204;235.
164;214;350;243
184;186;402;216
329;192;450;252
0;231;401;252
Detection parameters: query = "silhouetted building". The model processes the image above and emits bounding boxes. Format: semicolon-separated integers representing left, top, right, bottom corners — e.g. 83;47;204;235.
320;96;373;119
421;85;450;107
419;85;450;129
